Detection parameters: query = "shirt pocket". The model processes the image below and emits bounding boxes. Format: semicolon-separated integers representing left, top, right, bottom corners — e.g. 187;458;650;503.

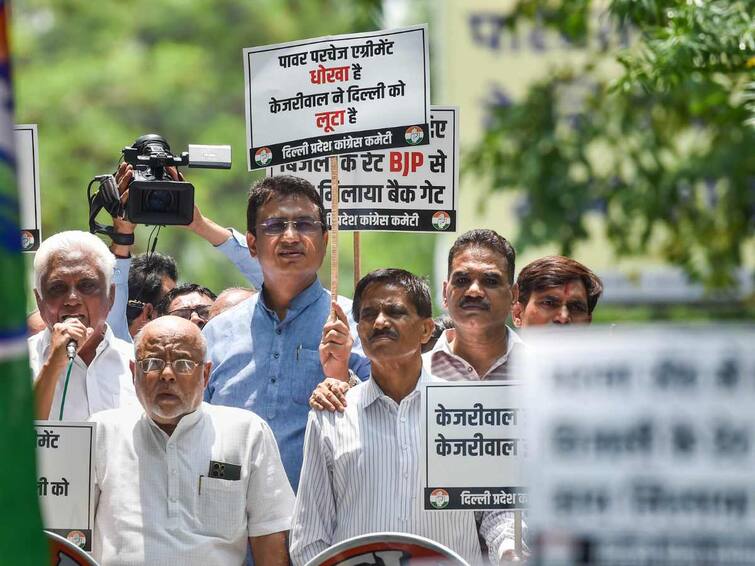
197;476;246;539
292;347;325;405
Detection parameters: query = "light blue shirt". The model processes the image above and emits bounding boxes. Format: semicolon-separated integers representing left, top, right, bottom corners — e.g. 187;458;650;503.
106;228;263;343
202;278;371;491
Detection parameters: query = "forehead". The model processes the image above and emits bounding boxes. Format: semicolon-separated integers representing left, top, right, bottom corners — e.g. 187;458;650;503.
360;283;414;309
170;292;213;310
532;279;588;300
44;251;104;282
450;246;508;275
258;194;319;219
137;325;202;356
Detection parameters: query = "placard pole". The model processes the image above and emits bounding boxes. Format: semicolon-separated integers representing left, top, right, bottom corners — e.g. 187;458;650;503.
514;510;523;558
329;156;340;301
353;232;361;289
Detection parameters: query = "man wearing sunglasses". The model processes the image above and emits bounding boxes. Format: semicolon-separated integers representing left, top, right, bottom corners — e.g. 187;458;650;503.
157;283;217;329
203;175;370;491
90;316;294;566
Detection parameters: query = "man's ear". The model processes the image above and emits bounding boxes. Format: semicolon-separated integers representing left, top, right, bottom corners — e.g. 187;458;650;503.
441;280;449;309
202;361;212;389
130;359;136;384
246;231;258;258
512;300;524;328
108;283;116;310
143;303;155;321
419;318;436;345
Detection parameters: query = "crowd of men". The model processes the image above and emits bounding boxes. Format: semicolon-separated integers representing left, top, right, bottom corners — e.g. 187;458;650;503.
28;171;603;566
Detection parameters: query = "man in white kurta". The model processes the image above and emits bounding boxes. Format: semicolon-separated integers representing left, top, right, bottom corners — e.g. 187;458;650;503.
90;316;294;566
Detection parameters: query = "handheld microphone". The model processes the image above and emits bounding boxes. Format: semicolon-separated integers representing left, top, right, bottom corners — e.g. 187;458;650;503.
66;340;77;360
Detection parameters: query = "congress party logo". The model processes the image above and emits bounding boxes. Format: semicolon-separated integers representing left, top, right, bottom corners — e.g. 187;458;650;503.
404;126;424;145
255;147;273;166
429;488;449;509
432;211;451;231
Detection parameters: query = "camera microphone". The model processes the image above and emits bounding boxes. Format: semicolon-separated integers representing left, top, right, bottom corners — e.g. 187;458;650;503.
66;340;77;361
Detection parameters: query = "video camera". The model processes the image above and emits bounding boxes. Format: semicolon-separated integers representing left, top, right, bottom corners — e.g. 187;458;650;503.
88;134;231;239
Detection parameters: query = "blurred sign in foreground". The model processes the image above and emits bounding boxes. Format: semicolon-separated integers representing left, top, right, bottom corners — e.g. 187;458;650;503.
521;326;755;565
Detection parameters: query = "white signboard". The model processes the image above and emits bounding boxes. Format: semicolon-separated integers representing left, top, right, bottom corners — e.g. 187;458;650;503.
268;106;458;233
15;124;41;251
422;382;526;511
244;25;430;169
521;326;755;565
35;421;96;551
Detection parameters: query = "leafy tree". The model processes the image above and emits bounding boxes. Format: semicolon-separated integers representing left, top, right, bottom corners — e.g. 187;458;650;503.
466;0;754;289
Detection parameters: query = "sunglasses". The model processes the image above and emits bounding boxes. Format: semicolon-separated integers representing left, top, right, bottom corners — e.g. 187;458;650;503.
257;218;324;236
168;305;211;320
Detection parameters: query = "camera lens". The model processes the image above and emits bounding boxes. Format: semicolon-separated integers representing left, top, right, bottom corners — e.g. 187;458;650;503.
144;189;175;213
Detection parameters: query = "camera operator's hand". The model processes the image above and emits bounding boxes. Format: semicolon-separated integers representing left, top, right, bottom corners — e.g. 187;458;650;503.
110;162;137;257
166;165;236;247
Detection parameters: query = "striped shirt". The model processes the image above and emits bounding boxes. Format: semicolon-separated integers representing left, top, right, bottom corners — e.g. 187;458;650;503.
423;327;523;382
290;369;510;566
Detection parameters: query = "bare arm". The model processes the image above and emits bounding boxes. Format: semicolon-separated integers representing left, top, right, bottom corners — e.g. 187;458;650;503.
249;531;289;566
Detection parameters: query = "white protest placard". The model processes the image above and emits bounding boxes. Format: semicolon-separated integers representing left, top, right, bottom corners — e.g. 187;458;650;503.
244;25;430;170
268;106;458;233
422;382;526;511
15;124;41;251
35;421;96;551
521;326;755;565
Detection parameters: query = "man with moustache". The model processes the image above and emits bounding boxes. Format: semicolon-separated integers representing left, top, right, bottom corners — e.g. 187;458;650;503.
29;230;136;420
290;269;512;566
203;175;369;491
90;316;294;566
512;255;603;327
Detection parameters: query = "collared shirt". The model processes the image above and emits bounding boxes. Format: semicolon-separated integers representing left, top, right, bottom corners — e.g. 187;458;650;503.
290;369;510;566
28;324;137;421
107;229;263;343
203;278;371;491
423;327;523;381
90;402;294;566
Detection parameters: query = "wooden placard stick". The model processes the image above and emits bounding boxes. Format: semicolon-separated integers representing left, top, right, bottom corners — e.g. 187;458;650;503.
329;156;340;302
353;232;361;289
514;510;523;558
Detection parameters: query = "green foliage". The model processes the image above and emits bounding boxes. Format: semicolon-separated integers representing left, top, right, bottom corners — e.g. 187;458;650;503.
12;0;435;297
466;0;755;289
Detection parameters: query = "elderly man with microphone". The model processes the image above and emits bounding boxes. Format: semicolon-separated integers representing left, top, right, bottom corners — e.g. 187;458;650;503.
29;230;136;420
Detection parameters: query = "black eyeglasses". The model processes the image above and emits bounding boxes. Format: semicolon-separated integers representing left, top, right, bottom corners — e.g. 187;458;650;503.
257;218;324;236
168;305;211;320
136;358;199;375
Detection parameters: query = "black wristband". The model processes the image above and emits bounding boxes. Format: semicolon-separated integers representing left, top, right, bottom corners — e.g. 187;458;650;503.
109;231;135;245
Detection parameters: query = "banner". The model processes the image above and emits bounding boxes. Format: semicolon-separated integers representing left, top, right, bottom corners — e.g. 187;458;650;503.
268;106;458;233
0;1;48;562
521;326;755;565
422;382;526;511
35;422;96;551
14;124;41;252
244;25;430;169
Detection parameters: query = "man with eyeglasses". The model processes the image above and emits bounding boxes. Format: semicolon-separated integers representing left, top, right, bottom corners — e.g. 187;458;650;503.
203;175;370;491
90;315;294;566
157;283;217;329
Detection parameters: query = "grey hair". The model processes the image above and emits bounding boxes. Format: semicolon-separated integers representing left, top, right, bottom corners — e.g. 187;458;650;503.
33;231;115;292
132;317;208;362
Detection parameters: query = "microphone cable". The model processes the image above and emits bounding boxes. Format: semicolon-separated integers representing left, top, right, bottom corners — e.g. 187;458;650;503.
58;358;75;421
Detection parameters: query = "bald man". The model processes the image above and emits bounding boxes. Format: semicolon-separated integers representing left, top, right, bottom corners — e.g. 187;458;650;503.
89;316;294;566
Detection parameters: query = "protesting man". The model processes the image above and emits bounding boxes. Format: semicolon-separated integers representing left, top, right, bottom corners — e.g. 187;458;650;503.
90;316;294;566
30;230;136;420
203;175;370;491
208;287;256;321
291;269;512;565
157;283;217;329
512;255;603;327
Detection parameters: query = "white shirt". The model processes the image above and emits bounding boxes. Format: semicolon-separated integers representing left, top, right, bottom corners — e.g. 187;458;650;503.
423;327;524;381
290;369;510;566
28;325;137;421
90;402;295;566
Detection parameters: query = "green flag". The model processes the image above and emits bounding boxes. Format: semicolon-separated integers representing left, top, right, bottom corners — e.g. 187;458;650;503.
0;1;47;562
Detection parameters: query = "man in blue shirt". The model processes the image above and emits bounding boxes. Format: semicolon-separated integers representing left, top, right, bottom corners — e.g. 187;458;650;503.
203;175;370;491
